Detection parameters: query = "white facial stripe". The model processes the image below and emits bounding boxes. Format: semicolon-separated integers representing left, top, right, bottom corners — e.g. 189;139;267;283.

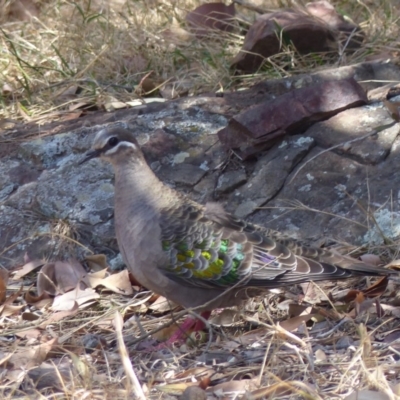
104;141;137;156
94;129;109;149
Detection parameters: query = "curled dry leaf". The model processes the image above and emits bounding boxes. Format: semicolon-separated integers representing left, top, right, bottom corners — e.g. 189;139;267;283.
85;254;108;271
385;259;400;271
315;348;327;362
2;337;58;372
148;295;173;313
1;304;24;317
52;286;99;311
13;260;44;280
87;269;134;295
0;285;24;317
37;260;88;296
25;290;52;308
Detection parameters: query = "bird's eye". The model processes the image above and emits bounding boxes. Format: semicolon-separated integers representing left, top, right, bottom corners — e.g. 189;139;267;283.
108;137;119;147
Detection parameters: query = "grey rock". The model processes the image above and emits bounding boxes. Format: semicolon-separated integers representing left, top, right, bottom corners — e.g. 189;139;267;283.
1;65;400;271
193;174;217;203
216;169;247;194
307;104;399;164
158;163;207;186
229;135;315;217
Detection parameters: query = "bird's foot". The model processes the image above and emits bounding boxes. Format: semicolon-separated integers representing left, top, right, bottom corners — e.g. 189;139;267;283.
137;311;211;352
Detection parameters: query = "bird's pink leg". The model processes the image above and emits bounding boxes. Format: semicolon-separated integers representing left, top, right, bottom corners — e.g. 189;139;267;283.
138;311;212;351
160;311;212;347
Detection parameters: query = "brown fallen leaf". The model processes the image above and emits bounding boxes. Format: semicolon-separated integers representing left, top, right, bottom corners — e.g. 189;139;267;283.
0;286;24;316
25;362;71;391
363;276;389;297
0;268;8;304
25;290;52;308
37;260;88;296
1;304;24;317
52;287;99;311
14;328;42;340
287;304;311;317
2;337;58;371
279;314;317;332
209;308;241;326
85;254;108;271
13;260;44;280
87;269;134;295
148;295;174;313
21;312;41;321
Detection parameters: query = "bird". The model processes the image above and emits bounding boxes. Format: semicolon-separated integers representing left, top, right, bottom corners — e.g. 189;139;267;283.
81;127;395;343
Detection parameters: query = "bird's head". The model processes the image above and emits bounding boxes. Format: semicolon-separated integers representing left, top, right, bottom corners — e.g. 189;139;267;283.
80;128;145;166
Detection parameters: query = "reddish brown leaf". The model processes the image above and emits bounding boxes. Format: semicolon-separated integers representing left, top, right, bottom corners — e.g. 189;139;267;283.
25;290;52;307
0;269;8;305
363;276;389;298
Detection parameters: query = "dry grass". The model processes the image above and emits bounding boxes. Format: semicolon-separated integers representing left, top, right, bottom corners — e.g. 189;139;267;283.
2;270;400;399
0;0;399;124
1;0;400;398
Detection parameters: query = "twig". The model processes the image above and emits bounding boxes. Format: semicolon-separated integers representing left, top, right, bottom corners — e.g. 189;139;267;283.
114;311;146;400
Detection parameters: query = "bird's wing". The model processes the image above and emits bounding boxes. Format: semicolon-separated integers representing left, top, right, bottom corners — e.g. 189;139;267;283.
158;201;389;290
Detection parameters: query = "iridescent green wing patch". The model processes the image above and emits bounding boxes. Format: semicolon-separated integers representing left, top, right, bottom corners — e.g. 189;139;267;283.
162;238;245;286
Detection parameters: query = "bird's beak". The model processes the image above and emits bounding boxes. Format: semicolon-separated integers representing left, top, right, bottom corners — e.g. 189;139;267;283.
79;149;102;165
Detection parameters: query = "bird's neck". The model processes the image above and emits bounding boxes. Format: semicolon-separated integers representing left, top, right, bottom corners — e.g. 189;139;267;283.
113;159;167;210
